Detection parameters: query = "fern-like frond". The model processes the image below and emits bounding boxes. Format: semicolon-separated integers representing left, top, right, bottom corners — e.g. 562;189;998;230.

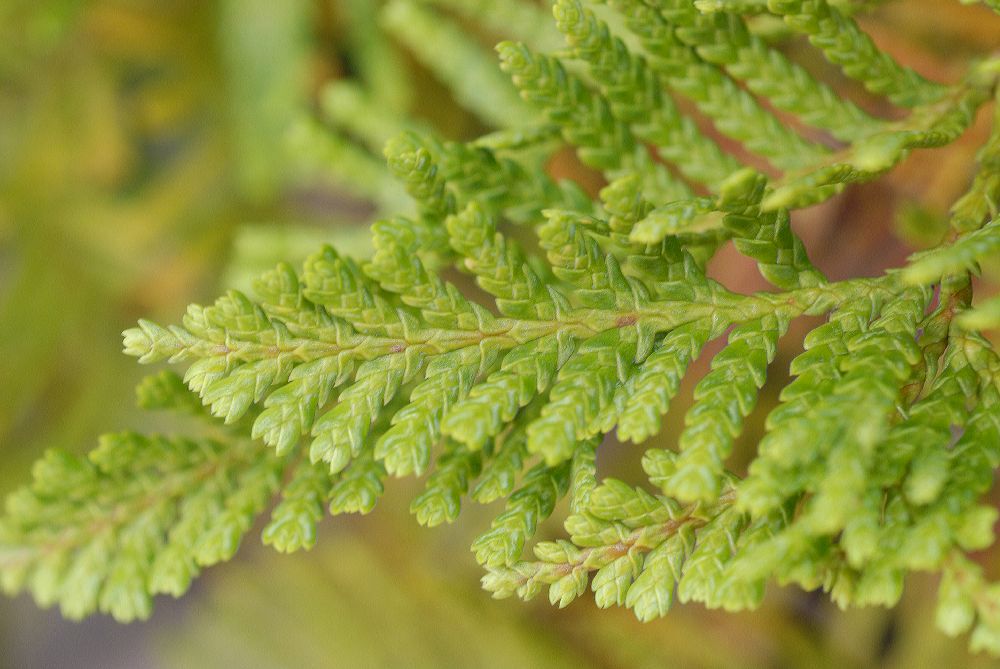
4;0;1000;658
766;0;950;107
0;433;285;621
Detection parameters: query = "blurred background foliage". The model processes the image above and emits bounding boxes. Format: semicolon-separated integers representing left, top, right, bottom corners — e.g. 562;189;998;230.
1;0;999;667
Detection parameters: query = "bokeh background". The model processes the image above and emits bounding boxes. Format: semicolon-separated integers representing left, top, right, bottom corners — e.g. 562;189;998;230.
1;1;1000;667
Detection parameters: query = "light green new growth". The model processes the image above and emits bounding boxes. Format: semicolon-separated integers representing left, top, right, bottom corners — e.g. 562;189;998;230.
3;0;1000;657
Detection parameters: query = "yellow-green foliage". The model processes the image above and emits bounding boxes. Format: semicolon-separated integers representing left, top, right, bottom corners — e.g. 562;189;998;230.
3;0;1000;657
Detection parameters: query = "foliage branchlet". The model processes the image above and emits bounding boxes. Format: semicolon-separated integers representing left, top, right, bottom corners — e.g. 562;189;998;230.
3;0;1000;656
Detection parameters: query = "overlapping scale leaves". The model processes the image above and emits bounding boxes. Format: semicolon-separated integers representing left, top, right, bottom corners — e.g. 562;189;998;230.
3;0;1000;654
0;370;346;622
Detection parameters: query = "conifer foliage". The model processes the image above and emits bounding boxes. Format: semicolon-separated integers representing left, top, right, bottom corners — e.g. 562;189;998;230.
4;0;1000;654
